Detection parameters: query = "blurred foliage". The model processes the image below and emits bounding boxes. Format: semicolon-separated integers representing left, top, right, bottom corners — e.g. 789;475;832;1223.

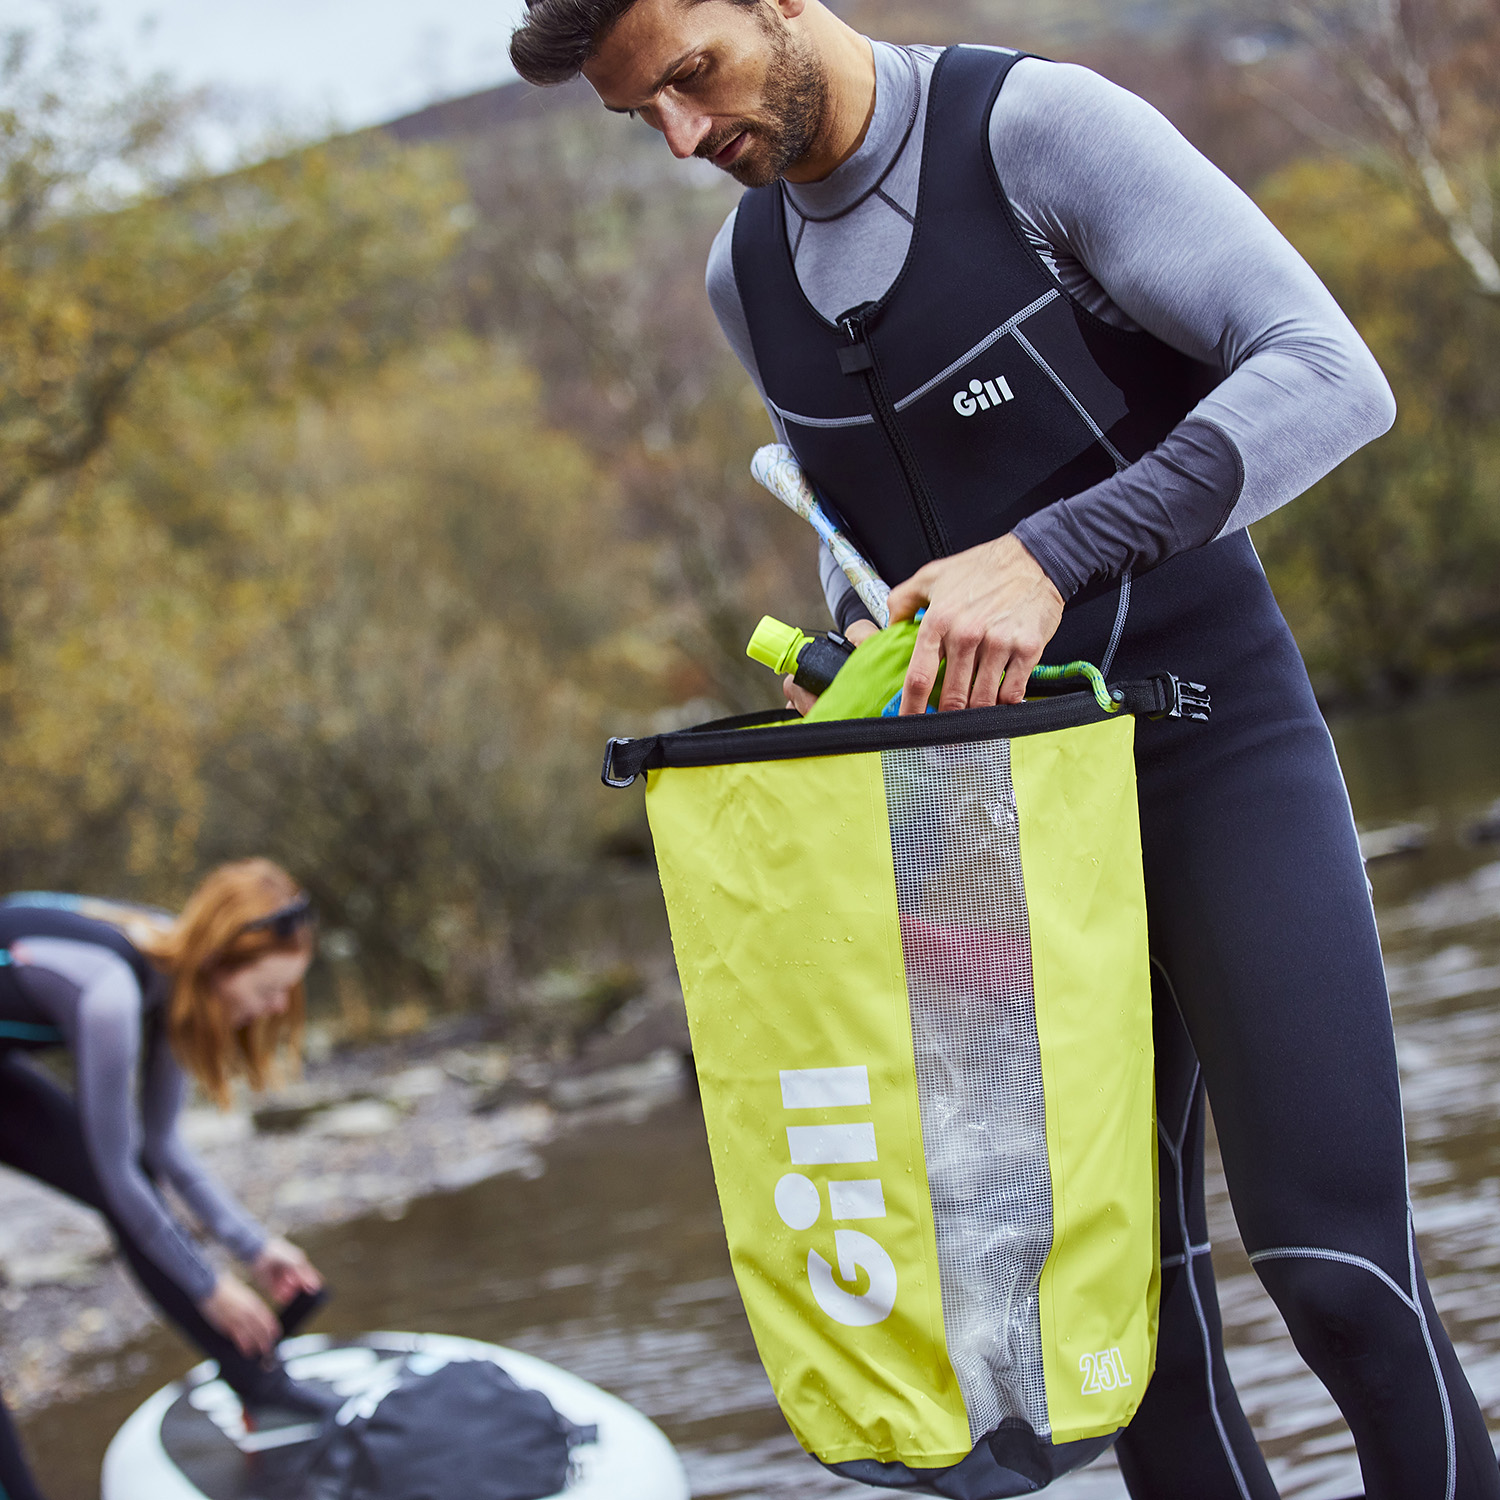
0;341;665;1015
0;15;467;511
454;107;825;712
0;17;818;1030
1254;152;1500;699
1256;0;1500;295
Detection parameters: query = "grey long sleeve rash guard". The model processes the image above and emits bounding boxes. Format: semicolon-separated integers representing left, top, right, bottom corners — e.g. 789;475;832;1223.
705;44;1396;621
13;938;269;1303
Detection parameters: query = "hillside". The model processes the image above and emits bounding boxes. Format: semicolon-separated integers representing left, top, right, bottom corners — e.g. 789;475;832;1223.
382;0;1295;189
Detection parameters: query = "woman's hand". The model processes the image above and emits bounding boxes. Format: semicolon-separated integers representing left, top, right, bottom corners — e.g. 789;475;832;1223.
886;535;1064;715
199;1273;280;1359
251;1236;322;1305
783;618;880;717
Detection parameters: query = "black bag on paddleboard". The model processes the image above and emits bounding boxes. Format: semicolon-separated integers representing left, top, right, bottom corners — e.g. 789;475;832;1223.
298;1357;595;1500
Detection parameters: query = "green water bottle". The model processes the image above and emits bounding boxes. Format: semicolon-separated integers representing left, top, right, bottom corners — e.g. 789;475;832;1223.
748;614;1119;722
746;616;856;695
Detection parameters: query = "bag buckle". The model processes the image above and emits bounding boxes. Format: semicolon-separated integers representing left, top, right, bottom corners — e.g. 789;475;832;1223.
1155;674;1211;721
601;738;639;789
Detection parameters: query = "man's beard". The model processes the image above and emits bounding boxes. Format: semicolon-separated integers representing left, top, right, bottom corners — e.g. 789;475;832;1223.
696;29;828;188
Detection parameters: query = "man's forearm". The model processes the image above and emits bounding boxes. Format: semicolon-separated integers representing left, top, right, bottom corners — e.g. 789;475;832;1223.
1011;417;1242;597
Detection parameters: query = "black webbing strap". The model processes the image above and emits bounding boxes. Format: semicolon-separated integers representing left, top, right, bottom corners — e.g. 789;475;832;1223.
602;672;1207;788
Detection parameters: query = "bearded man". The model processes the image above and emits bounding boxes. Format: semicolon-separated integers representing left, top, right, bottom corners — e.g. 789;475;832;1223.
510;3;1499;1497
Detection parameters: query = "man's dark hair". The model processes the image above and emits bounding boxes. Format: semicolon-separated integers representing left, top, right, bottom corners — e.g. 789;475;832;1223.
510;0;759;88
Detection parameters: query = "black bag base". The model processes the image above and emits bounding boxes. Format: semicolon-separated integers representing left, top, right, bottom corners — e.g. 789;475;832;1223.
824;1420;1118;1498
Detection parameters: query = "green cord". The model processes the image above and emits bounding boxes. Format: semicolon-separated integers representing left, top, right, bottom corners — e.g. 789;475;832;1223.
1031;660;1120;714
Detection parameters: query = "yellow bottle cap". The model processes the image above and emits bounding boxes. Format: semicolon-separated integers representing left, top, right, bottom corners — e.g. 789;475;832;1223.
746;616;809;677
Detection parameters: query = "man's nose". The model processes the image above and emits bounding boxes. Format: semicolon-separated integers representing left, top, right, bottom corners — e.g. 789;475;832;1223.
655;96;714;159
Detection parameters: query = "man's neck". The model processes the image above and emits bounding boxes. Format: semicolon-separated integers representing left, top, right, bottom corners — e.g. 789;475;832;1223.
782;5;876;185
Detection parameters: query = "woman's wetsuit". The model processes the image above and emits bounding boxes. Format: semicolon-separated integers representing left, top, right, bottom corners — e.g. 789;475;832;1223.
0;908;277;1499
708;38;1498;1500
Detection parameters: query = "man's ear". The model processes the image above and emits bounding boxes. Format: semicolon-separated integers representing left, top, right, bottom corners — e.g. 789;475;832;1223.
771;0;809;19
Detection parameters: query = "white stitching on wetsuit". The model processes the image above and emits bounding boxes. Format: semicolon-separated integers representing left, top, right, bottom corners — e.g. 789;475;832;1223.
769;401;875;430
1162;1077;1253;1500
770;288;1062;431
1161;1241;1212;1270
1250;1233;1457;1500
1101;572;1131;677
1152;957;1255;1500
1249;1245;1415;1311
890;289;1059;412
1408;1213;1457;1500
1261;729;1451;1493
1010;327;1129;469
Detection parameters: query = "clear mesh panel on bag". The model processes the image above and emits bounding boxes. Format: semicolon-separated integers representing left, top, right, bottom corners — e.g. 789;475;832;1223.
882;740;1053;1442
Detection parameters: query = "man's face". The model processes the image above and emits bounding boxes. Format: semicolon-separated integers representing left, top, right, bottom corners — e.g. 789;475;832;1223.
582;0;827;188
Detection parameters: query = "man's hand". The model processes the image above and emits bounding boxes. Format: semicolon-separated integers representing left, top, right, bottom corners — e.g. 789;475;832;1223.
783;618;879;716
887;535;1064;715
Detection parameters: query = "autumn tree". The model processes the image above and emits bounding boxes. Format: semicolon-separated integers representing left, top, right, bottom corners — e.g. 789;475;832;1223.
1242;0;1500;293
454;106;826;713
1253;153;1500;696
0;12;468;512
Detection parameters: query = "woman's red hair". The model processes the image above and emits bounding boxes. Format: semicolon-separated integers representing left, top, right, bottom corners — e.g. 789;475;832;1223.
137;859;312;1107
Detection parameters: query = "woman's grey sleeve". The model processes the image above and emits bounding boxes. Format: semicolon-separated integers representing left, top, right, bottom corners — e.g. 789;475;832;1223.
140;1040;268;1265
65;950;222;1303
995;61;1396;597
708;212;867;630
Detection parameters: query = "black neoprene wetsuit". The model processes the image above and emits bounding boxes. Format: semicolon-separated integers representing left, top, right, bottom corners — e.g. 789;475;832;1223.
711;42;1498;1500
1056;537;1494;1500
0;907;279;1500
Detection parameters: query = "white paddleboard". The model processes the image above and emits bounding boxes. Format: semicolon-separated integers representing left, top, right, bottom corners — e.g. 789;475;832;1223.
101;1331;690;1500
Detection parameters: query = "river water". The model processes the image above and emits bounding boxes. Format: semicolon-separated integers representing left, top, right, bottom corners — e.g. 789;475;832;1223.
20;685;1500;1499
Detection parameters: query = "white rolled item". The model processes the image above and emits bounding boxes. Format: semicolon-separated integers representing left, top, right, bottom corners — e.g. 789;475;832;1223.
750;443;891;628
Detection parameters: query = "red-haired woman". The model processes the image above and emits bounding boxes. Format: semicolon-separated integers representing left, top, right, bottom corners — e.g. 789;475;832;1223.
0;860;330;1500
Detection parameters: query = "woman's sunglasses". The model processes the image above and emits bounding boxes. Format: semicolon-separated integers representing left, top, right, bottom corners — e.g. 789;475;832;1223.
240;892;316;941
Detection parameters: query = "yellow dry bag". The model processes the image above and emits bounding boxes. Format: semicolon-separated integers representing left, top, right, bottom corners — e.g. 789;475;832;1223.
604;670;1202;1495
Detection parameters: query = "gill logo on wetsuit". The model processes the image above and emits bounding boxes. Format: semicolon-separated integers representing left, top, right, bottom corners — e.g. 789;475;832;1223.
952;373;1015;417
774;1065;897;1327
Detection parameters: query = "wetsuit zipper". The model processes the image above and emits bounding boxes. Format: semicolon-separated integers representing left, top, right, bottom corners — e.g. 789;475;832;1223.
838;307;952;560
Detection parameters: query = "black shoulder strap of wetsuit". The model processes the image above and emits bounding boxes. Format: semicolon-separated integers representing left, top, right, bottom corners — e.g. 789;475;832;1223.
730;45;1036;331
0;906;160;1001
